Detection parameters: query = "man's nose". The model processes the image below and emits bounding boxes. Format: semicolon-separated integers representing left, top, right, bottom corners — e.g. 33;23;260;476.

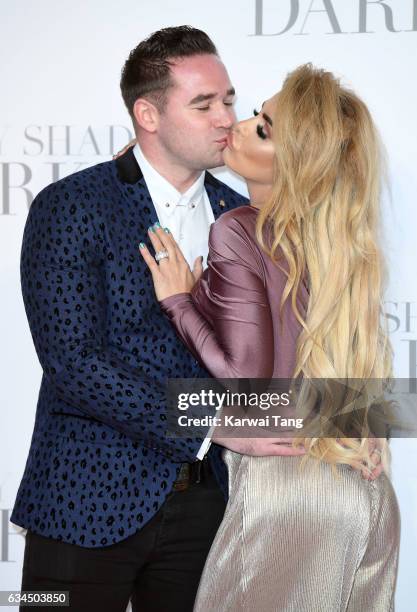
214;104;235;129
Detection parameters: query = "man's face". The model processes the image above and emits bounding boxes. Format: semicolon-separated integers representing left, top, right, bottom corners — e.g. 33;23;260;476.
156;54;236;171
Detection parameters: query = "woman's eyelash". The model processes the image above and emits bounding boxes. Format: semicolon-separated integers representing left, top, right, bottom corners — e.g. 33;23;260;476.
254;109;267;139
256;124;267;140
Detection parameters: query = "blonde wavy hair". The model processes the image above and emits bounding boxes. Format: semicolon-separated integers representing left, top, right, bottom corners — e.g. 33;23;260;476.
256;64;393;474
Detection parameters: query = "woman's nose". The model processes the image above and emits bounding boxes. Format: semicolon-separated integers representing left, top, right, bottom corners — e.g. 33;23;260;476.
234;116;253;136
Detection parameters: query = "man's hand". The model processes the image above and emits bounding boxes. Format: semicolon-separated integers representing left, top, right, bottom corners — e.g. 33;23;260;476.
358;437;385;481
212;402;306;457
213;434;306;457
214;428;386;474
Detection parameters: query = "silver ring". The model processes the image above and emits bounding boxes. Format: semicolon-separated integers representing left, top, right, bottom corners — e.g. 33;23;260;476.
155;250;169;262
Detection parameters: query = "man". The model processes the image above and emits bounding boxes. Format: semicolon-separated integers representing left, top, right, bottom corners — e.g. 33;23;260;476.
12;26;381;612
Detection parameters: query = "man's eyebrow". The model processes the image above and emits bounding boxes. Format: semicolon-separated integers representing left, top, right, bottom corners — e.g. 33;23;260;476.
189;87;236;106
189;93;216;105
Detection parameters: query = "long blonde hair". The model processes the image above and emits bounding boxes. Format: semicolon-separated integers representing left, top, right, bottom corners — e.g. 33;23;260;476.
256;64;393;473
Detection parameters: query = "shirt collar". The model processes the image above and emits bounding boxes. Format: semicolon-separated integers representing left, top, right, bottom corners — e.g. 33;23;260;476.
133;143;205;215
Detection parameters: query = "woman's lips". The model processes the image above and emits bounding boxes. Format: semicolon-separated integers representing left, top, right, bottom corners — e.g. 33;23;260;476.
226;132;234;149
227;132;234;149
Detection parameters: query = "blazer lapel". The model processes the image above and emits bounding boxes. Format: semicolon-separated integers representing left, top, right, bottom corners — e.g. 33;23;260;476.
204;171;228;220
115;147;158;229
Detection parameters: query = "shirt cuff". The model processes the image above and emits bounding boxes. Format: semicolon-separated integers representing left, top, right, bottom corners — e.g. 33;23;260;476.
196;435;212;460
195;415;220;460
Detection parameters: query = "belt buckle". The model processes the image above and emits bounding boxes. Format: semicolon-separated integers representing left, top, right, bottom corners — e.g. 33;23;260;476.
173;463;190;491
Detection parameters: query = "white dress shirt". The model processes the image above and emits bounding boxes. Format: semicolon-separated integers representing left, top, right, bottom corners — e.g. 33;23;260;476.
133;143;214;459
133;144;215;269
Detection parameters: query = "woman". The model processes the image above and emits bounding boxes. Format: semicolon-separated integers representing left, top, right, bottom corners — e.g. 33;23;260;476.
139;64;400;611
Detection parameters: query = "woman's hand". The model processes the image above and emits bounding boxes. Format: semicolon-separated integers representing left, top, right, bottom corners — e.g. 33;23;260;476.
112;138;137;159
139;223;203;301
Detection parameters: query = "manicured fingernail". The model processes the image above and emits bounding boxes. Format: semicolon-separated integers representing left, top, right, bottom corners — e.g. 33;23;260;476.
153;222;161;228
164;227;170;234
139;242;145;249
148;226;156;233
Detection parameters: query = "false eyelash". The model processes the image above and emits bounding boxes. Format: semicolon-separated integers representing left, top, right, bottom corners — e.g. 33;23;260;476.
256;124;267;139
254;109;267;139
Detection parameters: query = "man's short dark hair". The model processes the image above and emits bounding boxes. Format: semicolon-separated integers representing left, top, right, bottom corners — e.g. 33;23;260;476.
120;25;218;118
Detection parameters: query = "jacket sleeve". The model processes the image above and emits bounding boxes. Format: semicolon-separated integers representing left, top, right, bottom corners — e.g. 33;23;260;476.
20;182;204;462
160;213;274;379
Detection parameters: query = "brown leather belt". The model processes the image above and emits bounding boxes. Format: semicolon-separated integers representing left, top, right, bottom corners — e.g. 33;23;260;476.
172;459;208;491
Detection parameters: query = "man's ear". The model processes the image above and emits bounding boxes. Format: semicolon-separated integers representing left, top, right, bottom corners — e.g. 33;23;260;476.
133;98;159;133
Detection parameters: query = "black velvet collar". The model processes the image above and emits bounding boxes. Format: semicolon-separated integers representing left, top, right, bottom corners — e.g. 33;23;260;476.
115;146;222;190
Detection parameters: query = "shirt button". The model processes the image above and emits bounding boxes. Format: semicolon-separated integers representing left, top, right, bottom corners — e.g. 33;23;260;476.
165;202;170;208
191;203;196;209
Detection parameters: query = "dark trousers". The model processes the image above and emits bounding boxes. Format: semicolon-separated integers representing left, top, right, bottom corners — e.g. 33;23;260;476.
20;465;226;612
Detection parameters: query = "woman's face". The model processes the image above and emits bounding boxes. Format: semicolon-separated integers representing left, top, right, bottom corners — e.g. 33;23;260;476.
223;94;277;185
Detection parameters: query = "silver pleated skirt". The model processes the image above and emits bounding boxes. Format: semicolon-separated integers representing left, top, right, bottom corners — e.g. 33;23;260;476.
194;451;400;612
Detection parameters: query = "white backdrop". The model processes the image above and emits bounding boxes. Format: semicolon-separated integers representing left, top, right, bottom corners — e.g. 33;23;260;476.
1;1;416;609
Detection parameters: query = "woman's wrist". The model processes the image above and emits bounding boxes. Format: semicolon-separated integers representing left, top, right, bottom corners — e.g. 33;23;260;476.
160;292;194;315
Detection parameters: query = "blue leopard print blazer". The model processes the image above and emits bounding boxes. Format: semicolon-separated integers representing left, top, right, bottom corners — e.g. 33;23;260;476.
11;147;248;547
